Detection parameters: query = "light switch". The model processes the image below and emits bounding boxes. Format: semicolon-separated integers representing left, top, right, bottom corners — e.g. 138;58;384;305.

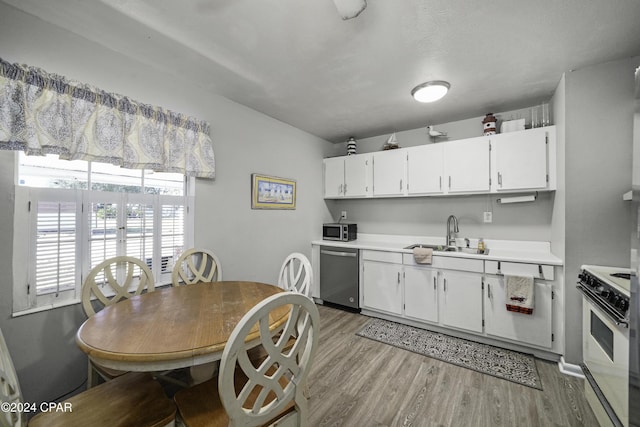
483;211;492;223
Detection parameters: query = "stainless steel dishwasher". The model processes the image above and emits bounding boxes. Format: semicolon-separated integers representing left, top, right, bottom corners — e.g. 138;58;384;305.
320;246;359;310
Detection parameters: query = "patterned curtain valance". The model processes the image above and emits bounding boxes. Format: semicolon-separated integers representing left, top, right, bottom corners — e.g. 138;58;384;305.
0;57;215;178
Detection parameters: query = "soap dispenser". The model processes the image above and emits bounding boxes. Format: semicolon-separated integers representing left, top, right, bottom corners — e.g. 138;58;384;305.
478;238;485;254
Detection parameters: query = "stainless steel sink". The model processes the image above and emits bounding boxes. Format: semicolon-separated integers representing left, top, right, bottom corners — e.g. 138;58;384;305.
445;247;490;255
403;243;444;250
404;243;489;255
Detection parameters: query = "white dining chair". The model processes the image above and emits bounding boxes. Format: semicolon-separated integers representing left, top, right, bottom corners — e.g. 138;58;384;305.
81;256;155;317
171;248;222;286
0;327;176;427
173;292;320;427
278;252;312;297
81;256;155;387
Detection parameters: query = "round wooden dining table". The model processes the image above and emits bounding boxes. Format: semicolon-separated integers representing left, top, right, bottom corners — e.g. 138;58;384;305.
75;281;288;372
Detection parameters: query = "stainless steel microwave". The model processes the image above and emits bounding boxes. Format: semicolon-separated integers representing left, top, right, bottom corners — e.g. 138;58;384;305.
323;223;357;241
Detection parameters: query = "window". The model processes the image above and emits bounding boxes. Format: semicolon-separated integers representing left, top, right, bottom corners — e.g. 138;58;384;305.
13;153;194;314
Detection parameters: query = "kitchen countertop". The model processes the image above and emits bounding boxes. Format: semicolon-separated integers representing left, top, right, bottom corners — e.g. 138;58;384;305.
312;233;563;266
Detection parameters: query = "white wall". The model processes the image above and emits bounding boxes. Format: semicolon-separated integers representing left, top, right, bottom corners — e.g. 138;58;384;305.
562;56;639;363
0;2;332;405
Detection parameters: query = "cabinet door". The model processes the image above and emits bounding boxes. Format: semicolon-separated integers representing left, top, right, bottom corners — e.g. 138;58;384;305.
407;144;444;195
404;265;438;323
444;137;490;193
492;127;548;191
323;157;344;198
372;150;407;196
439;270;483;333
484;276;553;348
344;154;372;197
362;260;403;314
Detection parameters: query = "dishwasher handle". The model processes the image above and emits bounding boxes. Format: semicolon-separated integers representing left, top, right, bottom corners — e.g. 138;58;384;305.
320;249;357;258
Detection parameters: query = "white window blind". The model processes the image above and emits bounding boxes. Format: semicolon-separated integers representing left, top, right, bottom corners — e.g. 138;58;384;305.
13;153;194;314
160;204;185;275
34;201;77;296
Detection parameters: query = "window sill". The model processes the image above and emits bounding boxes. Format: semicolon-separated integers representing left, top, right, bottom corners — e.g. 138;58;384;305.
12;298;81;317
12;283;173;317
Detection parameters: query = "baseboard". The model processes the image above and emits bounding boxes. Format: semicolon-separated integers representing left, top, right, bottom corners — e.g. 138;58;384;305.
558;356;585;378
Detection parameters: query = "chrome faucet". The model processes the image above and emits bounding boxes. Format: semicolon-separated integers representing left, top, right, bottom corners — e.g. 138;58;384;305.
446;215;459;247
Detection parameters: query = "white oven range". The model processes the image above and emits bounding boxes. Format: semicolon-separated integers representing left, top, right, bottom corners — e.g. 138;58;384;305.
578;265;631;427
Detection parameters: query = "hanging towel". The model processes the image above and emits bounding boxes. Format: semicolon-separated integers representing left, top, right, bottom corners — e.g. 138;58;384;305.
505;275;535;315
413;247;433;264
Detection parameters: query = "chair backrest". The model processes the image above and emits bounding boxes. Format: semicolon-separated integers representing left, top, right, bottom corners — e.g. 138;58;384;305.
278;252;312;297
81;256;155;317
171;248;222;286
0;328;26;427
218;292;319;427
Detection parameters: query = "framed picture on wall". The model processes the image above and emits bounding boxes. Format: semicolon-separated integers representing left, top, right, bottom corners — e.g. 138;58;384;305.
251;174;297;210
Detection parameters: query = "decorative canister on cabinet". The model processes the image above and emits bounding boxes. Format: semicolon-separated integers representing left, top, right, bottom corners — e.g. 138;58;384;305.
346;137;357;155
482;113;497;136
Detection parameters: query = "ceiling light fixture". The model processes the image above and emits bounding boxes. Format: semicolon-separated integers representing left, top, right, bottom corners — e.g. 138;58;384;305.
332;0;367;20
411;80;450;103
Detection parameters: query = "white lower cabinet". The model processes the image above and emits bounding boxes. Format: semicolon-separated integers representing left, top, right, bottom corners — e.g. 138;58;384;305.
404;265;438;323
484;276;553;348
360;250;559;354
439;269;483;333
361;251;403;315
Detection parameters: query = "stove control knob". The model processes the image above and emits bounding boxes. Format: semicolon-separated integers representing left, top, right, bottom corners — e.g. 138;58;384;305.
617;299;629;312
600;289;610;298
611;295;621;306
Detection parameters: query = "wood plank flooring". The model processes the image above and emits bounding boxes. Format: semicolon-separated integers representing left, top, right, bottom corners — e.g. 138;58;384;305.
308;305;599;427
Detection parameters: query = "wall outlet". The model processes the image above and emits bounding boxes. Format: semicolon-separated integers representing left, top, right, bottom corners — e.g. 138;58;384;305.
341;211;347;220
483;211;492;223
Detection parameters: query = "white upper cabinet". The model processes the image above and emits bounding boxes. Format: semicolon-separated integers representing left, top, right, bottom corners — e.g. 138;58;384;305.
323;153;372;198
372;149;407;196
344;154;372;197
444;136;490;193
323;125;556;199
491;126;554;192
323;157;345;198
407;143;444;195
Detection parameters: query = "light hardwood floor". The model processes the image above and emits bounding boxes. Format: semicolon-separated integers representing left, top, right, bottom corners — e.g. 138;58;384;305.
308;304;599;427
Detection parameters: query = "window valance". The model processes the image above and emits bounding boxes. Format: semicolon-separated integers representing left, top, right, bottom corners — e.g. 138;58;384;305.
0;57;215;178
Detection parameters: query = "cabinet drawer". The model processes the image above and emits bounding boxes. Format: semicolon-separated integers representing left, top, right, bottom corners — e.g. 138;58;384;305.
402;253;483;272
362;250;403;264
485;261;554;280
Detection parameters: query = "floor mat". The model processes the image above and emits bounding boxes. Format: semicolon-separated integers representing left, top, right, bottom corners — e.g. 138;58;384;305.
356;317;542;390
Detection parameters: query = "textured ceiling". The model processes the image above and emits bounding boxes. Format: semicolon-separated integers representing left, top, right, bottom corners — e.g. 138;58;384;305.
4;0;640;142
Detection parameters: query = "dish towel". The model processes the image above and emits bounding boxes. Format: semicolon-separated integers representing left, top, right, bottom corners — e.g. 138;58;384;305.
505;275;535;315
413;247;433;264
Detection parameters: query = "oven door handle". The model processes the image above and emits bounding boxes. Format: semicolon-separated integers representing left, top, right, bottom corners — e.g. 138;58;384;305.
576;283;629;328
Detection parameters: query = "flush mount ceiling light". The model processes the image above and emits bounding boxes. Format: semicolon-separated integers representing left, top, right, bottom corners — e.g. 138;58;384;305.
411;80;450;103
332;0;367;20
